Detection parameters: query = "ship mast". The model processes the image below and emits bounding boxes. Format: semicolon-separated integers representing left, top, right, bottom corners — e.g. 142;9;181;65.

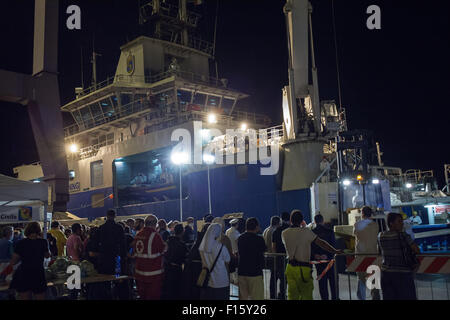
91;37;101;90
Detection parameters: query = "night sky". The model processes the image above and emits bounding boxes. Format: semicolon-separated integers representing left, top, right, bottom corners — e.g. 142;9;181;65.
0;0;449;186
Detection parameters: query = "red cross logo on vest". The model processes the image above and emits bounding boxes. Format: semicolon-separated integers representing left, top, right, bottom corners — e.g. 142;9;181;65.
136;240;144;254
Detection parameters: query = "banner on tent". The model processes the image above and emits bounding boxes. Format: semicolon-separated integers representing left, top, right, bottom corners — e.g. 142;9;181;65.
0;205;43;223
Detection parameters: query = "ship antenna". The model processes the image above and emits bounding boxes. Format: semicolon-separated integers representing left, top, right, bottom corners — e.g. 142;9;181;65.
80;46;84;89
332;0;343;113
91;35;102;90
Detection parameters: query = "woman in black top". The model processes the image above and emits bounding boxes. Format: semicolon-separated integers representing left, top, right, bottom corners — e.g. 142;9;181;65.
8;222;50;300
181;223;210;300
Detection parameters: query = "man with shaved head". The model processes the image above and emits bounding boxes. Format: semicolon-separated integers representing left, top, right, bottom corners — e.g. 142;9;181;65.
133;214;167;300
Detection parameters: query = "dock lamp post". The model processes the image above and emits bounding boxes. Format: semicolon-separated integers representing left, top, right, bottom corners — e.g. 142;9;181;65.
203;153;215;215
171;152;189;222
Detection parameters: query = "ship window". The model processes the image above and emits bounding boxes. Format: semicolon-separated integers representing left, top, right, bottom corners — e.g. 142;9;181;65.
98;135;106;146
91;193;105;208
100;98;114;117
193;93;206;106
111;95;119;108
222;98;235;110
207;95;220;107
72;110;83;125
236;165;248;180
107;133;114;145
89;103;103;122
121;94;131;107
177;90;192;104
90;160;103;187
69;170;75;180
80;107;93;128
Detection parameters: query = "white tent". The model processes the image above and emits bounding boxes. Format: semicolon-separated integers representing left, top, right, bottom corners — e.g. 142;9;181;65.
0;174;49;225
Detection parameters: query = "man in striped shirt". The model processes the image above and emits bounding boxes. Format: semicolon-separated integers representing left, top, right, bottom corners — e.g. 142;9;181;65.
378;212;420;300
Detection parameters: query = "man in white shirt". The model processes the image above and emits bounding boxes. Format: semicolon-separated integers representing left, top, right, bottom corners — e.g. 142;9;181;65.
225;219;240;285
263;216;280;253
262;216;280;299
225;219;240;255
408;211;422;225
353;206;380;300
282;210;341;300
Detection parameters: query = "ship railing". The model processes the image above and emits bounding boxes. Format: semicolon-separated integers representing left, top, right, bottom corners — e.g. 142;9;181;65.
204;124;284;156
64;98;154;137
231;110;272;127
64;96;271;140
155;28;213;55
141;1;201;28
76;68;226;101
71;122;282;161
76;77;116;97
403;169;434;184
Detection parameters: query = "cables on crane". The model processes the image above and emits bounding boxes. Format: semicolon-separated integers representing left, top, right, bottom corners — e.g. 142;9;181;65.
213;0;220;79
331;0;343;113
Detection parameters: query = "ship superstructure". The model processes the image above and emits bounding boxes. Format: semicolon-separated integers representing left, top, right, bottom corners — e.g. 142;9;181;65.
13;0;346;226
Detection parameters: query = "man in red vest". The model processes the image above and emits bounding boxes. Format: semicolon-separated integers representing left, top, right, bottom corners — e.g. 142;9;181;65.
133;214;167;300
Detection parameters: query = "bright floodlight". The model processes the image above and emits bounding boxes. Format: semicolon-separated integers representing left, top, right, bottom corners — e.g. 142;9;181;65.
208;114;217;124
406;183;413;189
201;129;210;139
241;123;248;130
343;179;351;186
171;152;189;165
69;144;78;153
372;178;380;184
203;153;215;165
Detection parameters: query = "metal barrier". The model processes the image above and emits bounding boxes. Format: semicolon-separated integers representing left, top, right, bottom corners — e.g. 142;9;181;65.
334;253;450;300
232;253;450;300
262;253;288;300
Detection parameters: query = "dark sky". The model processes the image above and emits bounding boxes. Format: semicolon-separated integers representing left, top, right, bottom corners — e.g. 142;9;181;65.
0;0;449;186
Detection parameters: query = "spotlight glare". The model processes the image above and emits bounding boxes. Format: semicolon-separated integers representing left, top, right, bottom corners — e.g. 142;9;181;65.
208;114;217;124
69;144;78;153
203;153;215;165
171;152;189;165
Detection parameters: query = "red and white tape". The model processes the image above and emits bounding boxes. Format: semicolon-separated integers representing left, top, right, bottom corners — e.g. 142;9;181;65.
345;256;450;274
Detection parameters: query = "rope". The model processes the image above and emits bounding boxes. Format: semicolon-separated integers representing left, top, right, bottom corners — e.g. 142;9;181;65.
316;259;335;281
66;194;113;212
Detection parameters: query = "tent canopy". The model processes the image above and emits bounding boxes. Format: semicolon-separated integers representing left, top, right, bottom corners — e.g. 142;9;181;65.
0;174;49;224
0;174;48;204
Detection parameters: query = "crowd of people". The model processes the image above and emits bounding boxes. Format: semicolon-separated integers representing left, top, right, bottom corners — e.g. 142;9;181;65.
0;206;421;300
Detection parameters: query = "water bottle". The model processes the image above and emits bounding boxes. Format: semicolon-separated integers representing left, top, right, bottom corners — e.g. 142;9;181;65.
115;256;121;278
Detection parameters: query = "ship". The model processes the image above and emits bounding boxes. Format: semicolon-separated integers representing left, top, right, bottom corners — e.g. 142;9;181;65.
12;0;449;250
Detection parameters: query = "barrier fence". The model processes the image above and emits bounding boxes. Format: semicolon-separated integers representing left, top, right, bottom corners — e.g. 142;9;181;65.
3;253;450;300
252;253;450;300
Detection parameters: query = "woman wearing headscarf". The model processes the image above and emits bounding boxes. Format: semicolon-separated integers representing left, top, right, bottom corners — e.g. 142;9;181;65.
212;217;233;258
198;223;230;300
